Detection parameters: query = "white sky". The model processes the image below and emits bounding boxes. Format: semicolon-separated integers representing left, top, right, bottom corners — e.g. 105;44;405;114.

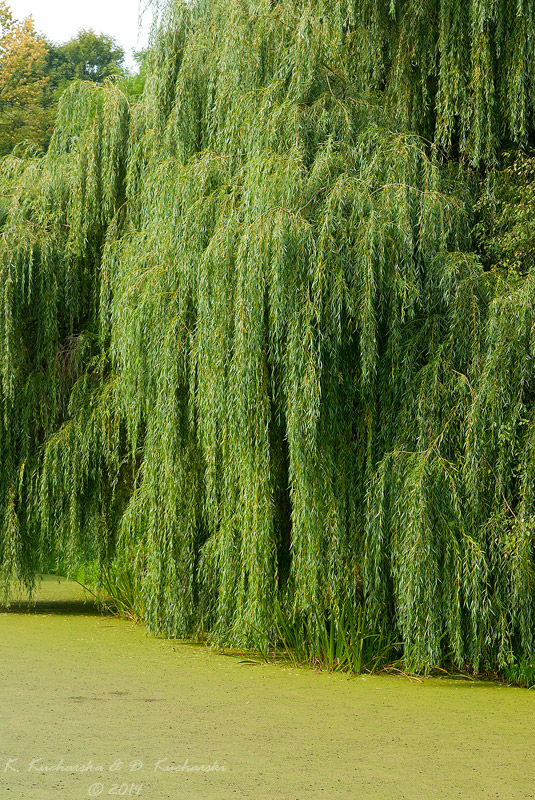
6;0;153;70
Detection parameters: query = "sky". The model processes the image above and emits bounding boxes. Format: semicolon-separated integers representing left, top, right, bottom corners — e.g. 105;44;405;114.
6;0;152;70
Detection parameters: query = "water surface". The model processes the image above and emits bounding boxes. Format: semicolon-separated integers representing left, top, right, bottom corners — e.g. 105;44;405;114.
1;575;534;799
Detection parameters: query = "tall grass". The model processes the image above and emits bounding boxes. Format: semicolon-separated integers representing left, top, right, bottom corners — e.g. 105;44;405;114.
99;561;145;622
271;602;400;674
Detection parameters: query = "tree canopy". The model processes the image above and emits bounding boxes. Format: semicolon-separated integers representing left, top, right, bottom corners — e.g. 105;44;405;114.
45;29;125;91
0;1;50;154
1;0;535;676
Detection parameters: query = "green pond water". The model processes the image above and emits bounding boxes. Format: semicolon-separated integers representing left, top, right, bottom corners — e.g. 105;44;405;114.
1;576;534;800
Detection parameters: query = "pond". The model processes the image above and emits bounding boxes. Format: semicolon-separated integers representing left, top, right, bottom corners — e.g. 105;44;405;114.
1;575;534;799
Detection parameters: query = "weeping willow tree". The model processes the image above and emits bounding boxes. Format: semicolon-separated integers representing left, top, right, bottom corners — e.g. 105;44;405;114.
2;0;535;673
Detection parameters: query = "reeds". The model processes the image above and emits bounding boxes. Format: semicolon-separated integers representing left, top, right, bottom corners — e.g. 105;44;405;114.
270;602;400;674
99;561;145;622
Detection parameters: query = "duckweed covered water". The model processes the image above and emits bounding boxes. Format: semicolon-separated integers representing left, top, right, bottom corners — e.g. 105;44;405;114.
1;576;534;799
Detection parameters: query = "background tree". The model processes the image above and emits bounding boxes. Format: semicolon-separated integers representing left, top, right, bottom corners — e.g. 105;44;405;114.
0;10;139;157
0;1;50;155
45;29;125;94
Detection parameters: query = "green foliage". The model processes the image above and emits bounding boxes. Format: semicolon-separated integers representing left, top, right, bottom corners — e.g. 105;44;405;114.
474;150;535;274
271;601;400;673
45;30;125;92
0;79;130;585
117;50;148;102
100;560;146;622
41;31;129;147
503;655;535;689
2;0;535;678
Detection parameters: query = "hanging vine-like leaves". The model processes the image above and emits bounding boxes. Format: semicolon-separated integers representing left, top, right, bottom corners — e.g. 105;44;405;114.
2;0;535;672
